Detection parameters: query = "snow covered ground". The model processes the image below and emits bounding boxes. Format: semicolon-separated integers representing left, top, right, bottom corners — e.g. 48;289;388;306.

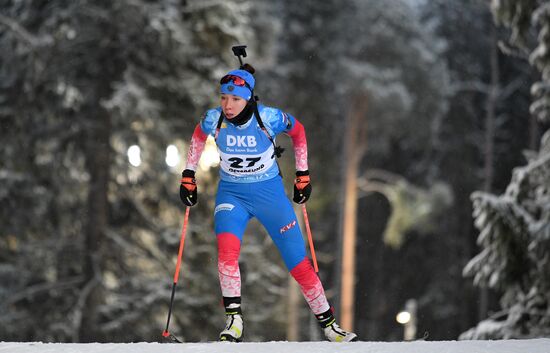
1;339;549;353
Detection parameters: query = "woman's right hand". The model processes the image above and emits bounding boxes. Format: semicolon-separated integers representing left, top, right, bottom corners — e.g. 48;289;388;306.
180;169;198;206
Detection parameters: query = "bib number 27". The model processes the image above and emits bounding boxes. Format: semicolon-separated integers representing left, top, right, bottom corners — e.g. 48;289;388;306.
228;157;261;169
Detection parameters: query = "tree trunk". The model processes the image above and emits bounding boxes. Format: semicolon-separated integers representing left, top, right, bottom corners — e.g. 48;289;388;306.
339;94;368;331
79;104;111;342
286;276;300;341
479;22;499;321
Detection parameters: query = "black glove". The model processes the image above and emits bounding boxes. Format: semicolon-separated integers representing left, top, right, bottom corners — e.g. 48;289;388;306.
180;169;197;206
293;170;312;204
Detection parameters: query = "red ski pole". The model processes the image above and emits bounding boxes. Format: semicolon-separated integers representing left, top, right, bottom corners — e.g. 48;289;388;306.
162;206;190;342
302;204;319;273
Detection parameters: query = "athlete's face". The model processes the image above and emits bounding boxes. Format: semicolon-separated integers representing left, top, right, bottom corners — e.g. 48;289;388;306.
220;94;247;119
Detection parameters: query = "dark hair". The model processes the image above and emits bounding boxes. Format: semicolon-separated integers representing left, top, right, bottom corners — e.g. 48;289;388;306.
241;63;255;75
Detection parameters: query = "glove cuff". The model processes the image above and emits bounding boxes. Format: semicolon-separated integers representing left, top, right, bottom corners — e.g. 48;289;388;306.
296;170;309;177
182;169;196;178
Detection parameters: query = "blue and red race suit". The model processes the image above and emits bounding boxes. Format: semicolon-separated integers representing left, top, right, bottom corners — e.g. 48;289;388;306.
184;104;329;315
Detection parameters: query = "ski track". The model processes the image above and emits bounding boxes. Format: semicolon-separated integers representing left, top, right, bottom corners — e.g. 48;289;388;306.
1;339;550;353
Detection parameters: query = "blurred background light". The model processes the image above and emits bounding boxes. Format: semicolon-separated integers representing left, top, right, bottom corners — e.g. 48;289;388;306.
199;138;220;171
128;145;141;167
165;144;180;168
396;311;411;325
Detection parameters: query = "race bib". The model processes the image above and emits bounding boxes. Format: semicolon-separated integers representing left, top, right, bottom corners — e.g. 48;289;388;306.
218;145;275;176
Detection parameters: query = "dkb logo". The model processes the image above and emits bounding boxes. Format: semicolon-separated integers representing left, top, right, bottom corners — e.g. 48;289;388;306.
227;135;257;147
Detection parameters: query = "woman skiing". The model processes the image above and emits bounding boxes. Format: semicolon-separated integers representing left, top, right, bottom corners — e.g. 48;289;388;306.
179;57;357;342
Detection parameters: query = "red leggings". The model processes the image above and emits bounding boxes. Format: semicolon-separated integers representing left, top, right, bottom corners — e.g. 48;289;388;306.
217;232;330;315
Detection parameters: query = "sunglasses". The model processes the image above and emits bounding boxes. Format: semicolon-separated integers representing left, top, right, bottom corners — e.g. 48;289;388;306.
220;75;249;88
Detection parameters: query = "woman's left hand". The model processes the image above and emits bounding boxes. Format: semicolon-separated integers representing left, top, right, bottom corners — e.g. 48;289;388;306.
293;170;312;204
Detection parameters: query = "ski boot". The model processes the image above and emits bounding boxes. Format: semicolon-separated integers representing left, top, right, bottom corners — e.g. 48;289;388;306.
316;309;358;342
220;298;243;342
220;311;243;342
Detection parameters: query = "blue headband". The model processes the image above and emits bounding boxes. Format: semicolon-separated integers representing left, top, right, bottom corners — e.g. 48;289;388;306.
220;69;255;101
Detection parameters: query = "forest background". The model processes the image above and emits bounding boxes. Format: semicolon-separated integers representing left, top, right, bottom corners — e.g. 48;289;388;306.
1;0;549;343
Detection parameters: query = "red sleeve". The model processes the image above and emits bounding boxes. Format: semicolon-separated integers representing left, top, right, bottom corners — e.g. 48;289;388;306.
286;118;308;171
185;124;208;171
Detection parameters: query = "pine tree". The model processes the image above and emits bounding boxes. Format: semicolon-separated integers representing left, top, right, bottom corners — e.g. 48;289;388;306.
461;0;550;339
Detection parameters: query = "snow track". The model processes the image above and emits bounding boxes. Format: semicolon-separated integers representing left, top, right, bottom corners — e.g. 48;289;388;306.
1;339;549;353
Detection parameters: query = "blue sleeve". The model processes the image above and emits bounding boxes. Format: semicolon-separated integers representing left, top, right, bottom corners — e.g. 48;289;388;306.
259;106;294;136
200;108;222;136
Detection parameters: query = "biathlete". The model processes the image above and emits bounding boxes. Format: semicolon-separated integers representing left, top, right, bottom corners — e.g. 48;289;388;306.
179;56;357;343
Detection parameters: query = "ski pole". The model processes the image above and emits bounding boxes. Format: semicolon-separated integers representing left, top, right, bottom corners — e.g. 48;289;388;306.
301;204;319;273
162;206;190;342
